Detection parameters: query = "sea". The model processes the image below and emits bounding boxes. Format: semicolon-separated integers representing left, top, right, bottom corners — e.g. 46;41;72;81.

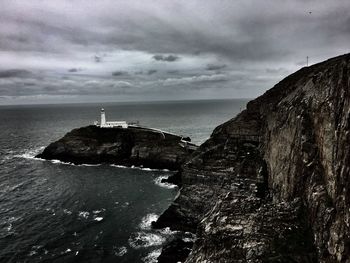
0;99;247;263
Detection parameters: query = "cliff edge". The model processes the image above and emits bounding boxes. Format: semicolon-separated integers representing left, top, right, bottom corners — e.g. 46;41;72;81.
155;53;350;262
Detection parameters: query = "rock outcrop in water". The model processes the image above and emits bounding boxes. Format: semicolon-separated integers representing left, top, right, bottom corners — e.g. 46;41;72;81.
155;53;350;262
37;125;196;170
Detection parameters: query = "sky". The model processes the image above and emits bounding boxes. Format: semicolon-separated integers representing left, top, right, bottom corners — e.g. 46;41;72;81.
0;0;349;105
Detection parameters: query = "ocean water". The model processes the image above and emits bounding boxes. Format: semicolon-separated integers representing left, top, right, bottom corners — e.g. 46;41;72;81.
0;99;247;262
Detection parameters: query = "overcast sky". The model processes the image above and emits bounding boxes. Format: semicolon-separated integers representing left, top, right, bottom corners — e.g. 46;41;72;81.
0;0;349;105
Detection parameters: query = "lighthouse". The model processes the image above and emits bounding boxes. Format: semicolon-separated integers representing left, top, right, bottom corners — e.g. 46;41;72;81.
97;108;129;128
101;108;106;127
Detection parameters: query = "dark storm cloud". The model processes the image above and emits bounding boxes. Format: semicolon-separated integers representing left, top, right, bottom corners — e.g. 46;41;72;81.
112;71;129;76
152;55;179;62
206;64;227;71
147;69;157;75
131;70;157;75
1;1;349;60
94;55;102;63
0;0;349;104
0;69;32;78
167;70;179;74
68;68;82;73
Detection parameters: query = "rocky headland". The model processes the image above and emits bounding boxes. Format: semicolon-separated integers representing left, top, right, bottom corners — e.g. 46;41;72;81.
155;53;350;262
37;125;196;170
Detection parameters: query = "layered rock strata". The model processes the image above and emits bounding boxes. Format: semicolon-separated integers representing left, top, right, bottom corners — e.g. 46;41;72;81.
156;54;350;262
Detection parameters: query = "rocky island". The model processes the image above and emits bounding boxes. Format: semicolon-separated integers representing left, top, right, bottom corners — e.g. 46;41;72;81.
37;125;197;170
154;53;350;262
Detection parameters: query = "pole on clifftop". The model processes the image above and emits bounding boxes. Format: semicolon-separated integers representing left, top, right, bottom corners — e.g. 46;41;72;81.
307;56;309;66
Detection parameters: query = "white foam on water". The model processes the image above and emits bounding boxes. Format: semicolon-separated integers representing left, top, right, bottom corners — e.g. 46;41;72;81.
142;249;162;263
140;213;159;230
28;245;42;257
110;164;129;169
114;246;127;257
110;164;169;172
15;148;103;167
183;231;197;242
78;211;90;219
79;163;101;167
49;159;103;167
46;159;101;167
14;146;45;160
154;176;177;189
121;202;130;208
5;181;27;193
63;209;72;215
94;217;103;222
92;209;105;214
128;232;166;249
159;227;178;235
50;159;79;166
183;237;196;242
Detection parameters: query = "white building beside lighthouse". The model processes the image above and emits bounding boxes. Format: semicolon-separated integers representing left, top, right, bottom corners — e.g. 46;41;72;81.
95;108;128;128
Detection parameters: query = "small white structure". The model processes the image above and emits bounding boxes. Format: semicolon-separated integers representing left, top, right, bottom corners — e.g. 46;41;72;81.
96;108;128;128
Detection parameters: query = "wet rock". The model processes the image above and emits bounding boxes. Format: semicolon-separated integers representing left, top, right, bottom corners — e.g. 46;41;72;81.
161;170;182;187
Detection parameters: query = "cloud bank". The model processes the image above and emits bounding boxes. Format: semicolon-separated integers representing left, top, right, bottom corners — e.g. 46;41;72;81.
0;0;349;104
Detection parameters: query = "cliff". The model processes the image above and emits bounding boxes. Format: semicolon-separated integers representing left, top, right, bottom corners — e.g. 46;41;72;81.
37;125;195;170
155;53;350;262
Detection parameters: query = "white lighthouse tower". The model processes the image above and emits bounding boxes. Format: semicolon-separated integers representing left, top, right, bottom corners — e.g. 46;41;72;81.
96;108;128;128
100;108;106;127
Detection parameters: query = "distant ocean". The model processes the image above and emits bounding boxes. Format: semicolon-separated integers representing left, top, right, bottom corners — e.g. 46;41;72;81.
0;99;248;262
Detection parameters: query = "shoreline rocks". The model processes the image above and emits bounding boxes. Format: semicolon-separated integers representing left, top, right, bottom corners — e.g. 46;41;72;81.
37;125;196;170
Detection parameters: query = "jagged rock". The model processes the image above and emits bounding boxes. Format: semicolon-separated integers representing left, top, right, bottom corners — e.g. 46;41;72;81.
37;125;195;170
155;53;350;262
157;238;193;263
161;170;182;187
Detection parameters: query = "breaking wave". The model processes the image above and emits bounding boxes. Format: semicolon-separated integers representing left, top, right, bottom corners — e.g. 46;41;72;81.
140;213;159;230
154;176;177;189
114;246;127;257
14;146;45;160
110;164;170;172
128;232;166;249
142;249;162;263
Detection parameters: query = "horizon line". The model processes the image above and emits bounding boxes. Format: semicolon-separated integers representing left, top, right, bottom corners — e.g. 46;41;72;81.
0;97;253;107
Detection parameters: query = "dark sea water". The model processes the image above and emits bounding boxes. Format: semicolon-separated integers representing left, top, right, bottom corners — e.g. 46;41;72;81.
0;99;247;263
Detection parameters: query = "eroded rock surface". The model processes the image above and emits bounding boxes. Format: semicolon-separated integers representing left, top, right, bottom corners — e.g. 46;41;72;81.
156;53;350;262
37;125;195;170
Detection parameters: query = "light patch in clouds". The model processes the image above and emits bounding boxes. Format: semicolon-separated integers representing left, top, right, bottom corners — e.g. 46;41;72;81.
161;74;228;86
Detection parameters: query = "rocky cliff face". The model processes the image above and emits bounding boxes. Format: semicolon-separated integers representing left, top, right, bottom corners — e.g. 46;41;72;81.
156;54;350;262
37;125;194;170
